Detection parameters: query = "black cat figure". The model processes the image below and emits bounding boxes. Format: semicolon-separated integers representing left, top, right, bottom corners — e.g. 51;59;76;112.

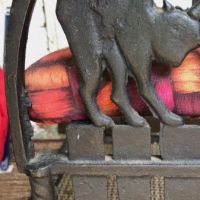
56;0;200;128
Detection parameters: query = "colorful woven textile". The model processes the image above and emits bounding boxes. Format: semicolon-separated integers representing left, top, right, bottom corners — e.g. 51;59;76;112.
25;48;200;124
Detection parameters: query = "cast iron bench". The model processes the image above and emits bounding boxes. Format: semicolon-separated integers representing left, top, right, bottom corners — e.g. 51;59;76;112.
4;0;200;199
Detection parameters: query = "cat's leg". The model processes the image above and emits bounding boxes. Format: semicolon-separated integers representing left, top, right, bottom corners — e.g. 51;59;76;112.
78;56;115;128
129;57;183;126
103;40;146;126
57;6;115;128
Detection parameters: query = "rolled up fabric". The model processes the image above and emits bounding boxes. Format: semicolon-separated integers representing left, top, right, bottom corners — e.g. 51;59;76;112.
25;48;177;124
171;48;200;116
25;47;200;124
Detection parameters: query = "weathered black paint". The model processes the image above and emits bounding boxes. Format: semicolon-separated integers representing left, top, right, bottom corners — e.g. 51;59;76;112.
67;124;105;160
73;176;108;200
112;125;151;160
160;125;200;160
4;0;36;172
165;178;200;200
117;177;151;200
4;0;200;200
56;0;200;128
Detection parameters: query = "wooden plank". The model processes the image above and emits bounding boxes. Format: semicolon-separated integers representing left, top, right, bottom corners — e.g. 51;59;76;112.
0;164;30;200
33;139;64;152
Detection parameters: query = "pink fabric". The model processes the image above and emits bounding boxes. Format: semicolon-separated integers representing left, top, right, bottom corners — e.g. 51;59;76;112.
0;69;8;161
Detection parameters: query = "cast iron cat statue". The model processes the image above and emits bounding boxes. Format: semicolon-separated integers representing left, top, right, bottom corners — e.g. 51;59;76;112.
56;0;200;128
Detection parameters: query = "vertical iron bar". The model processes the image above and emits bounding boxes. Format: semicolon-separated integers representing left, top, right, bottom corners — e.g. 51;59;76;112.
4;0;36;172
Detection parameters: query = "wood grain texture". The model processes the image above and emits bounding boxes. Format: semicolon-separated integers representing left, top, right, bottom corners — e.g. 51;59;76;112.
0;163;31;200
0;139;63;200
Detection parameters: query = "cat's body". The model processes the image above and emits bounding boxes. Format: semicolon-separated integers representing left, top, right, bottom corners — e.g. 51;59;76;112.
56;0;200;127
